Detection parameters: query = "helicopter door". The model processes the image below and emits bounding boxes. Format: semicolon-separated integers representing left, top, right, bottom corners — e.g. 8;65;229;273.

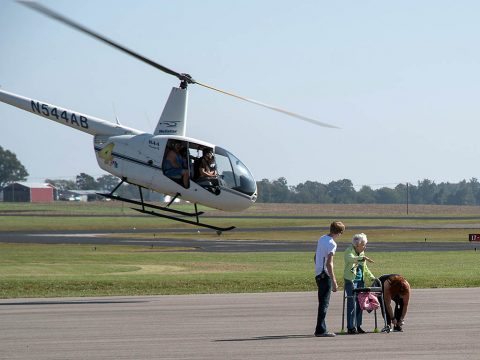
162;139;190;188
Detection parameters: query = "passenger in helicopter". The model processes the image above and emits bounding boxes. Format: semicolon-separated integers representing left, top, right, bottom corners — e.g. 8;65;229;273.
198;148;217;180
195;148;220;194
163;141;189;188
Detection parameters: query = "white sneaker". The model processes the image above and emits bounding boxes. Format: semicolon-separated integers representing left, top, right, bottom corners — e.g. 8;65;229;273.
381;326;391;333
315;332;336;337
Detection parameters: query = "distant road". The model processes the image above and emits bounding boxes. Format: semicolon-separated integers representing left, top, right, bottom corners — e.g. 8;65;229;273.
0;228;478;252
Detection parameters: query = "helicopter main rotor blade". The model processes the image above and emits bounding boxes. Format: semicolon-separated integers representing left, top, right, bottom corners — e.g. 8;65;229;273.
18;1;194;84
19;1;338;129
196;81;339;129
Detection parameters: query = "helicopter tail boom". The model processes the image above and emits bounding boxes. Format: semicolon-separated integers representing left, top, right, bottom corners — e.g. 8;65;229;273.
0;89;143;137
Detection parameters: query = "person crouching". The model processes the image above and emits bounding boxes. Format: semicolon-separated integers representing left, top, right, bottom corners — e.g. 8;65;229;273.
379;274;411;332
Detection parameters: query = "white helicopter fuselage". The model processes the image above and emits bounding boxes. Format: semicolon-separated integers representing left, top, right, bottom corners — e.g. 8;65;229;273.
0;88;257;212
94;133;257;211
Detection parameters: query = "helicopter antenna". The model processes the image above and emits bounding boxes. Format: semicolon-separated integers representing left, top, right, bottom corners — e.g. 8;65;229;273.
18;1;339;129
111;103;121;125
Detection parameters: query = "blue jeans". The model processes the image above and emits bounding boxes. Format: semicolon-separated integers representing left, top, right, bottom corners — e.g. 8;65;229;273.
344;279;364;329
315;272;332;335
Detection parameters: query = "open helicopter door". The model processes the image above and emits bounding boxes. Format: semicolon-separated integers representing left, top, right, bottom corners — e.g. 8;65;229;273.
154;87;188;136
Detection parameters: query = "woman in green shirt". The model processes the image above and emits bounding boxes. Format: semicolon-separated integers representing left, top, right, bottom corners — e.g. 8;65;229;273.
343;233;376;334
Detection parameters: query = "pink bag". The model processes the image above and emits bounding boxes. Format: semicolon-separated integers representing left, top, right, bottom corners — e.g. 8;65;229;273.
357;292;380;312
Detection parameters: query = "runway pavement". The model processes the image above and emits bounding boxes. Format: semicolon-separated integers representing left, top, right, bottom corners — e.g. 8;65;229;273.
1;230;478;252
1;287;479;359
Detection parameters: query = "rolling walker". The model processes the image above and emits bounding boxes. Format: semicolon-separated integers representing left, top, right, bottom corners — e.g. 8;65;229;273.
341;279;388;334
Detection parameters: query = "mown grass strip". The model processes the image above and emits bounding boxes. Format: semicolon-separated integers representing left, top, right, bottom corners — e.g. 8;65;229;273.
1;243;478;298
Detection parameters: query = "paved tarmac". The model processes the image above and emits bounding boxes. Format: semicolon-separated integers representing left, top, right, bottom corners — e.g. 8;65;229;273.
1;287;479;360
1;230;478;252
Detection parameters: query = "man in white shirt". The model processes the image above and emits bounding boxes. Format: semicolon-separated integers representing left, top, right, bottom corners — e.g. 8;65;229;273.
314;221;345;337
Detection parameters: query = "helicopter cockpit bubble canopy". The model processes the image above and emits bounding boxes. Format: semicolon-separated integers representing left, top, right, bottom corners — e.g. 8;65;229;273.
214;146;257;197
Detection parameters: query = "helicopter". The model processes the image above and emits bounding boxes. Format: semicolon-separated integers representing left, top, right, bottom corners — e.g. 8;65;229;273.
0;2;337;233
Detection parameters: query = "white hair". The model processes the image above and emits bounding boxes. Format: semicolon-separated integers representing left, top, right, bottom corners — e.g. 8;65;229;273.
352;233;368;246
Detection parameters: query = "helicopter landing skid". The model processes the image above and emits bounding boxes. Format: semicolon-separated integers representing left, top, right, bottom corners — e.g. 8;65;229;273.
97;193;204;217
131;208;235;234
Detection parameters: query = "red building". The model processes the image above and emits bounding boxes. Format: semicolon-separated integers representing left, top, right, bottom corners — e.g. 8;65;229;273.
2;182;55;203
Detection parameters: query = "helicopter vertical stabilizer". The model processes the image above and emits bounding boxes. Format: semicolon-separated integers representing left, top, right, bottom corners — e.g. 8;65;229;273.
154;87;188;136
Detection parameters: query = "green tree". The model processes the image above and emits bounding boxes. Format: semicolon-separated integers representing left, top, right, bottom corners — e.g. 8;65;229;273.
375;187;400;203
468;178;480;205
356;185;376;203
293;181;331;203
433;183;451;205
394;183;409;204
45;178;77;190
450;180;476;205
97;174;120;191
256;177;293;203
416;179;437;204
76;173;97;190
0;146;29;188
270;177;292;202
327;179;356;203
256;179;273;202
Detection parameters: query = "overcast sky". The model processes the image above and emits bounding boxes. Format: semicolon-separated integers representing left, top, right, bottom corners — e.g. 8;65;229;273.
1;1;479;189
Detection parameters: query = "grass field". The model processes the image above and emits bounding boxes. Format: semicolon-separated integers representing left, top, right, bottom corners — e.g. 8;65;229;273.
1;202;479;298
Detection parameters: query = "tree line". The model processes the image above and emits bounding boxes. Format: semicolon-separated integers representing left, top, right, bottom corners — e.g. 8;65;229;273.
36;175;480;205
2;146;479;205
256;177;480;205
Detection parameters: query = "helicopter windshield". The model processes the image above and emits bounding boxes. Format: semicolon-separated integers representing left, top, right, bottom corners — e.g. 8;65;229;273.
214;147;256;196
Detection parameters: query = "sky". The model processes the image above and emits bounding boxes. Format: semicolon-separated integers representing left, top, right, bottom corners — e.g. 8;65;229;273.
1;0;479;190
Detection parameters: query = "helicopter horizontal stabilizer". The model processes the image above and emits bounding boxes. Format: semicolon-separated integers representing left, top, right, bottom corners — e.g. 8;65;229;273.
0;89;143;137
